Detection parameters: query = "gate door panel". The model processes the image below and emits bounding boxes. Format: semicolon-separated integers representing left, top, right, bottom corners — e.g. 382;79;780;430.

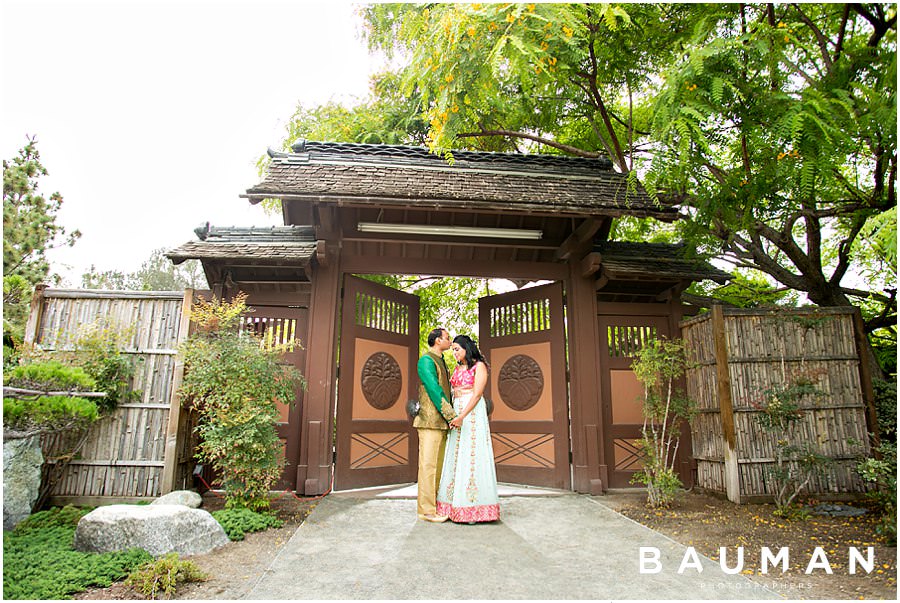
335;276;419;490
479;282;571;489
241;306;308;491
597;314;671;488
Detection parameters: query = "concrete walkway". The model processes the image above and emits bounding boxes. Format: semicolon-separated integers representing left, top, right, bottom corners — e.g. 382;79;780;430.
239;485;779;600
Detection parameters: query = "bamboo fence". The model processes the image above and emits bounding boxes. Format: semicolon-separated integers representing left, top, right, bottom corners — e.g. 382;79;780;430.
681;305;877;503
22;287;197;505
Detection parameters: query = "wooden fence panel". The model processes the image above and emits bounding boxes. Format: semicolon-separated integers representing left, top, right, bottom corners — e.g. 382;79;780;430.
26;289;189;504
682;307;873;503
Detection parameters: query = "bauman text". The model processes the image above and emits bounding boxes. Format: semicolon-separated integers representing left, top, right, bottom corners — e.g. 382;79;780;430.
639;546;875;575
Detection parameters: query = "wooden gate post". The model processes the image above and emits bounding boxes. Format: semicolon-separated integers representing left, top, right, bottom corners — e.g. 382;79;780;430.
161;289;194;494
297;246;341;495
23;283;48;346
711;305;740;503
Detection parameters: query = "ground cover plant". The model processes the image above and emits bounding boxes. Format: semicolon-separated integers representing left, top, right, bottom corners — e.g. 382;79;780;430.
124;553;208;599
212;507;284;541
2;506;152;600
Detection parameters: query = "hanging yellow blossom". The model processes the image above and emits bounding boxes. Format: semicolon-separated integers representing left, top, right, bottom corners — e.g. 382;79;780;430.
451;104;459;113
467;27;477;37
548;57;557;66
540;41;549;50
506;12;516;23
562;25;573;37
527;4;535;12
445;73;455;83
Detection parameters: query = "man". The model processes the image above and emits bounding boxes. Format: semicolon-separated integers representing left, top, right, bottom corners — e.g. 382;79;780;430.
414;327;458;522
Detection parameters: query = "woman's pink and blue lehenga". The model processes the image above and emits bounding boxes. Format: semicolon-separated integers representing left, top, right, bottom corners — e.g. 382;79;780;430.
436;363;500;523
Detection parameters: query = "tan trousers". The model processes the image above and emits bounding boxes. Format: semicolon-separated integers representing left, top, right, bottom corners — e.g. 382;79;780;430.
416;428;448;517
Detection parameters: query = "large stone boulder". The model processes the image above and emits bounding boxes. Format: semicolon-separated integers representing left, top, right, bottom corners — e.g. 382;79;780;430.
73;504;229;556
3;435;44;530
151;490;202;508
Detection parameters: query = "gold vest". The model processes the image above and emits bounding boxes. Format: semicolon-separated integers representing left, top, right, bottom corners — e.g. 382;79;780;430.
414;351;453;430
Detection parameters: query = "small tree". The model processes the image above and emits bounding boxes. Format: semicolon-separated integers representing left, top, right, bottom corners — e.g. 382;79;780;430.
178;293;305;510
630;338;697;508
753;376;832;516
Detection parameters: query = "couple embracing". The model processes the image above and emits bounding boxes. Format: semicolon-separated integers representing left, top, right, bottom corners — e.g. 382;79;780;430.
415;327;499;524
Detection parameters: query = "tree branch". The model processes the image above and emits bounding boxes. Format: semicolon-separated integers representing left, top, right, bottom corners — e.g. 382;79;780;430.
791;3;835;73
455;129;603;159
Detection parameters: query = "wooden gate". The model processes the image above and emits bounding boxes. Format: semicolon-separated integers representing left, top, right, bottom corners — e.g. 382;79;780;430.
479;282;571;489
597;306;673;488
334;276;419;490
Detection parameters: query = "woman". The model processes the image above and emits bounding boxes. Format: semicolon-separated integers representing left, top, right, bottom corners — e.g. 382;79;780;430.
436;334;500;523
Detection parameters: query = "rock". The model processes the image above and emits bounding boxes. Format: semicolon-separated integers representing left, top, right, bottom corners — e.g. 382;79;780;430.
3;435;44;530
810;503;867;517
74;504;229;556
151;490;202;508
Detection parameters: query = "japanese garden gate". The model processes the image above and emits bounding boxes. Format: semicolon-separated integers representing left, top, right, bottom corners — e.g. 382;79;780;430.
167;141;730;496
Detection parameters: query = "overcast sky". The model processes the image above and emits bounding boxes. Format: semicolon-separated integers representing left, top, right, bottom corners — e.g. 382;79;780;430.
2;0;380;285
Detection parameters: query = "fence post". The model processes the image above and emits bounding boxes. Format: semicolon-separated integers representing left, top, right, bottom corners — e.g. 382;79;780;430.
161;289;194;494
712;305;741;503
851;308;880;451
23;283;48;345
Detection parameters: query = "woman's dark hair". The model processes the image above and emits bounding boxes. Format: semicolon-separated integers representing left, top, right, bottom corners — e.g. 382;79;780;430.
427;328;446;347
453;334;487;369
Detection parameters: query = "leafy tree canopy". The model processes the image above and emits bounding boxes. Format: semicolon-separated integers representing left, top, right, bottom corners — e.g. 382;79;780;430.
81;248;207;291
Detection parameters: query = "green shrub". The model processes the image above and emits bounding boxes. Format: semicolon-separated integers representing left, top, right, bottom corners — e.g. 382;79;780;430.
872;379;897;442
67;320;141;411
629;337;697;508
4;360;96;391
3;394;99;431
3;505;152;600
212;507;284;541
124;553;208;599
179;293;305;510
858;440;897;545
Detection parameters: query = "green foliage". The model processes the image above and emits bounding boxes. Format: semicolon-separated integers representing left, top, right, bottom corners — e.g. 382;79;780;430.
3;360;100;433
179;293;305;510
3;394;99;432
81;247;207;291
350;3;897;362
3;505;152;600
4;359;96;391
857;440;897;544
124;553;208;599
67;320;141;410
872;379;897;442
211;507;284;541
629;338;697;508
3;137;80;357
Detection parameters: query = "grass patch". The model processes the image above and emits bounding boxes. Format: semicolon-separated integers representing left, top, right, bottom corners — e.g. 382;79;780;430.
2;506;152;600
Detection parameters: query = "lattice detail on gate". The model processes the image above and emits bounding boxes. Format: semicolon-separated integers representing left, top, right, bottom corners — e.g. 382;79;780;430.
349;432;409;469
492;433;555;468
242;316;299;352
606;324;657;357
355;292;409;335
613;438;646;471
489;297;551;337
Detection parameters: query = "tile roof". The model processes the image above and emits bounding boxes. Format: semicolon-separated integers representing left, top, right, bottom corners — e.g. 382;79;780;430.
165;224;317;264
243;141;678;220
595;242;730;283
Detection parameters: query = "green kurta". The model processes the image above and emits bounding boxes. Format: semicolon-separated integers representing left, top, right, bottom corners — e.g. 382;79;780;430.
414;351;456;429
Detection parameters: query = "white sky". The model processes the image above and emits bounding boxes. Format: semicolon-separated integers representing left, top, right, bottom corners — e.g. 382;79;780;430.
2;0;381;286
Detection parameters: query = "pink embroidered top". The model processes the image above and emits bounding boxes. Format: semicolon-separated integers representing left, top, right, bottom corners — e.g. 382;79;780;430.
450;363;477;390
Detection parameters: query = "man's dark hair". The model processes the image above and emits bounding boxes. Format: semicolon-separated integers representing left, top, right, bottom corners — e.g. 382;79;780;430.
427;328;446;347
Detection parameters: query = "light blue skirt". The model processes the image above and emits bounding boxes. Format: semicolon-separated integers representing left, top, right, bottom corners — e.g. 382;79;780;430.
436;392;500;523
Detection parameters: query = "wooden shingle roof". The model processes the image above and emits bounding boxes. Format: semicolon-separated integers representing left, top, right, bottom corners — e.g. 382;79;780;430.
242;140;679;220
594;241;730;283
165;225;317;265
